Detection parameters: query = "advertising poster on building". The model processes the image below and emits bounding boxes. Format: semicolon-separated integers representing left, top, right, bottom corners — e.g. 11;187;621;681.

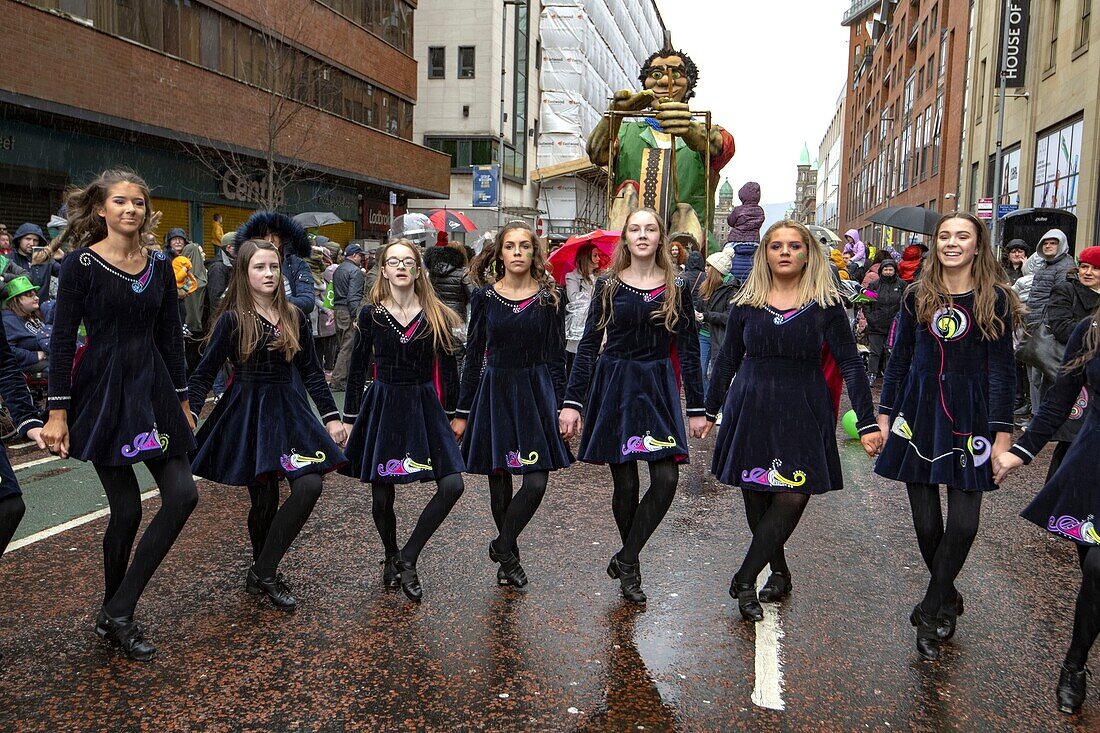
998;1;1030;87
472;165;499;208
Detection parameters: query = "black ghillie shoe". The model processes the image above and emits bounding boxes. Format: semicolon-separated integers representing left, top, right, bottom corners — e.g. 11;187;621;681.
95;609;156;662
731;581;764;622
608;556;646;604
382;556;400;590
394;557;422;602
757;571;792;603
246;568;298;612
912;606;941;661
1056;664;1089;714
489;541;528;587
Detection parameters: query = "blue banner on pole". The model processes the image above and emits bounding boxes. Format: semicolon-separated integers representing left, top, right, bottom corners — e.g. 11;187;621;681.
471;165;499;208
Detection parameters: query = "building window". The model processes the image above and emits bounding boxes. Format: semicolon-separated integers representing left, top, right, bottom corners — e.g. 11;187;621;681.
938;29;948;80
1078;0;1091;50
424;136;498;171
931;94;943;176
992;145;1022;206
428;46;445;79
1048;0;1061;70
1034;118;1083;211
458;46;476;79
316;0;414;56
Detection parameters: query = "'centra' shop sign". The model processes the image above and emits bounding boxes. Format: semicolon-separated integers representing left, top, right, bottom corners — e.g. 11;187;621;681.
218;169;286;207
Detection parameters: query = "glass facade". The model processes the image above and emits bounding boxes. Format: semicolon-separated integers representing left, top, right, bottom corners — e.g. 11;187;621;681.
1033;117;1083;212
317;0;414;55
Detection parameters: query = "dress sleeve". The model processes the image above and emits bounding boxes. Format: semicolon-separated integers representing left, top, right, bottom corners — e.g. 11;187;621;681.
548;292;568;407
1010;318;1093;463
705;303;745;418
879;291;916;415
437;343;460;419
186;312;237;422
985;289;1017;435
293;309;341;423
0;328;42;436
153;255;189;400
675;280;705;416
343;307;374;420
562;277;608;411
823;304;879;435
47;252;89;411
456;288;487;418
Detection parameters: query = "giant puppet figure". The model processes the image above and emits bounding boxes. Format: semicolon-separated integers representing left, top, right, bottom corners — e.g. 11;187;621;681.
588;45;735;252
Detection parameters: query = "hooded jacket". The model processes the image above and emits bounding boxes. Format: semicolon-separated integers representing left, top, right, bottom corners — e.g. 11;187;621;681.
423;245;474;321
1012;253;1042;302
726;182;765;243
8;223;54;295
829;248;850;281
842;229;867;264
1045;277;1100;344
1025;228;1074;325
898;245;923;282
865;262;905;334
235;211;315;314
682;251;707;308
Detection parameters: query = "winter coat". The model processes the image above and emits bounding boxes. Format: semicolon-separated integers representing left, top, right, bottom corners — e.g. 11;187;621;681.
1045;277;1100;345
332;259;365;315
701;276;740;350
3;301;54;371
865;271;905;335
1003;261;1025;284
898;245;923;282
829;249;850;281
682;251;707;309
423;245;474;321
206;254;232;313
861;262;881;288
729;241;758;283
235;211;316;314
1026;228;1075;325
843;229;867;264
726;182;765;243
1012;253;1042;303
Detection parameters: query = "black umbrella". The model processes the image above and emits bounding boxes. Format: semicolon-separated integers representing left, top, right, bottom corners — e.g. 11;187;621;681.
867;206;942;236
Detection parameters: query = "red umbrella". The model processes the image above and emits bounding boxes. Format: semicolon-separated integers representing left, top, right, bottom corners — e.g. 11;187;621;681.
425;209;478;236
547;229;619;284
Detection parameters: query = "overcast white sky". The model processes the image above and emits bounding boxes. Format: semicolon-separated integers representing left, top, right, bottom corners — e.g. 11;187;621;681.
654;0;853;206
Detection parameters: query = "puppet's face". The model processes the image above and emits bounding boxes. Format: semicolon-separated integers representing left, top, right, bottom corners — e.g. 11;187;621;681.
643;55;688;103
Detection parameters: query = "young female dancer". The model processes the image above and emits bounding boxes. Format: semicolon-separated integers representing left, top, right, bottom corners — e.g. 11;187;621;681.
0;334;47;557
187;240;347;612
993;309;1100;714
559;208;706;604
341;239;465;602
702;220;882;622
875;212;1019;661
42;170;199;661
453;222;572;587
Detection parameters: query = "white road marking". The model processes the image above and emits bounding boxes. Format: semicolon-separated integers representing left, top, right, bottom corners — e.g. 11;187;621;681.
13;455;60;471
751;568;786;711
7;488;161;553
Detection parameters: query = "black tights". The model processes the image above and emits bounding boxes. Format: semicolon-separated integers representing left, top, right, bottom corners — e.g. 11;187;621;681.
371;473;464;564
609;458;678;565
1066;545;1100;670
488;471;548;557
906;483;982;615
247;473;324;578
734;489;810;585
94;456;198;619
0;494;27;558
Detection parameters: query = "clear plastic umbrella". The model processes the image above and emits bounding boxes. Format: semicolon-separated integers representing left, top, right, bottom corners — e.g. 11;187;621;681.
389;213;438;247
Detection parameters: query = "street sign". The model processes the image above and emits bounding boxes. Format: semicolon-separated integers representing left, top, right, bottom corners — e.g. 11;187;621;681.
471;165;499;208
977;197;994;221
997;204;1019;219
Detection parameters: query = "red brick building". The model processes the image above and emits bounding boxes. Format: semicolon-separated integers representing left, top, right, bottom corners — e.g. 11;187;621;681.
839;0;970;254
0;0;450;245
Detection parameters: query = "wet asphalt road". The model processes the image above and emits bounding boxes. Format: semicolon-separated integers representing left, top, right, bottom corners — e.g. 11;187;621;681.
0;404;1097;731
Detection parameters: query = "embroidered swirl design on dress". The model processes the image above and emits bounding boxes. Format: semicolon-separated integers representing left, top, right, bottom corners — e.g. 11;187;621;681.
967;435;992;466
641;286;666;303
506;450;539;468
80;250;164;293
741;458;807;488
377;453;433;477
890;415;914;440
398;315;422;344
1069;387;1089;421
620;432;677;455
930;304;971;341
280;450;327;472
1047;515;1100;545
121;425;169;458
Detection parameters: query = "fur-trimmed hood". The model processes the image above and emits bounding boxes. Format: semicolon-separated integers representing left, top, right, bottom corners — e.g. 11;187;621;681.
235;211;311;259
423;244;468;275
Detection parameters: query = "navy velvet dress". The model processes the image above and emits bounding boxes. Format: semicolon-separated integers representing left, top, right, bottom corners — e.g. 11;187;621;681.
0;333;44;499
341;305;464;484
1013;319;1100;547
563;276;704;464
48;248;196;465
874;290;1016;491
187;310;346;485
457;286;573;475
706;302;878;494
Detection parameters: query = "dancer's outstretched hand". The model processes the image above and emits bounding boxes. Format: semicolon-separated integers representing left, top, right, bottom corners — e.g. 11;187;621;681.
860;430;884;458
450;418;466;443
699;419;715;439
992;452;1023;484
326;420;348;448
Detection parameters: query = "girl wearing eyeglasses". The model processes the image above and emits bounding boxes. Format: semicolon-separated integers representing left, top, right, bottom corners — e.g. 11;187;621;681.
341;239;465;602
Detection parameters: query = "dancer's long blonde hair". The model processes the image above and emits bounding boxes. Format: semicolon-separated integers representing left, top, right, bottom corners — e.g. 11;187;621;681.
733;220;840;309
598;208;681;331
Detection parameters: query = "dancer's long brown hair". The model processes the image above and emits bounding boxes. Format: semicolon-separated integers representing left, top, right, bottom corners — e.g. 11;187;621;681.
468;221;559;306
598;208;680;331
912;213;1023;341
212;239;301;361
1063;305;1100;373
369;239;459;353
59;169;156;252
